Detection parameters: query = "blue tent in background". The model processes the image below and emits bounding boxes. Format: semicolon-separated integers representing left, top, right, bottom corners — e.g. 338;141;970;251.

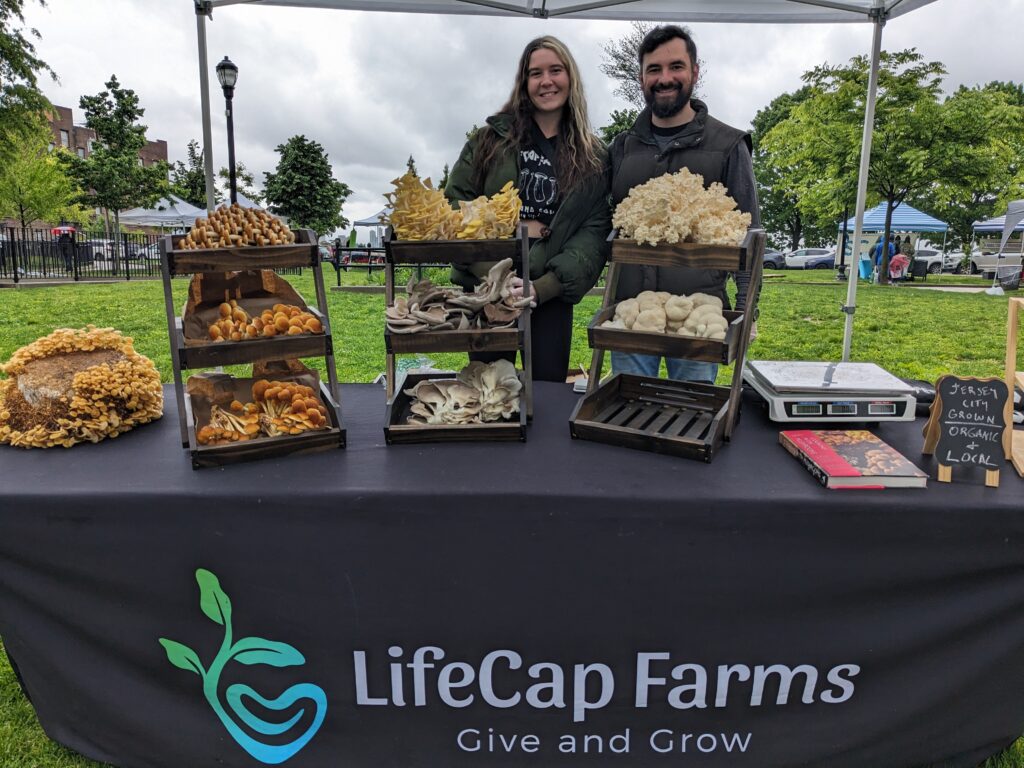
840;202;949;233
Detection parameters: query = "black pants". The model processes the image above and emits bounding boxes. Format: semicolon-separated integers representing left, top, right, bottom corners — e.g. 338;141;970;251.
470;299;573;383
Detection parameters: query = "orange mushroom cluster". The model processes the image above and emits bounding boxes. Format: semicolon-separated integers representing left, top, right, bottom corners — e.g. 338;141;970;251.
196;379;329;445
208;301;323;342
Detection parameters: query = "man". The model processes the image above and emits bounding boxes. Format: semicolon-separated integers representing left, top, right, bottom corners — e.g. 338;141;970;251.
609;25;760;384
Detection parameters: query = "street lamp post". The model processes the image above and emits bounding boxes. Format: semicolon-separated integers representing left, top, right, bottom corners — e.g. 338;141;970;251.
216;56;238;204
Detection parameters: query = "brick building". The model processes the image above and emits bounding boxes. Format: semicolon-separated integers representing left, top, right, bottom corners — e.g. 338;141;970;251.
47;104;168;166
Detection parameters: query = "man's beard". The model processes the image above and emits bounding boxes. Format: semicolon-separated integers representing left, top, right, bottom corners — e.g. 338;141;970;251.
644;81;691;119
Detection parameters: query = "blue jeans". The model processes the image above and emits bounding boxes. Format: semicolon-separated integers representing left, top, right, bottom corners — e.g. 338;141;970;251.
610;352;718;384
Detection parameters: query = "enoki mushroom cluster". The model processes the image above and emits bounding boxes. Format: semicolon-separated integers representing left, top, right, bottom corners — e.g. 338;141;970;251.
0;326;163;449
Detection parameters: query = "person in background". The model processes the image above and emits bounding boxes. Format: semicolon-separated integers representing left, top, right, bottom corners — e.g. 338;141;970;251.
445;35;611;383
607;24;760;384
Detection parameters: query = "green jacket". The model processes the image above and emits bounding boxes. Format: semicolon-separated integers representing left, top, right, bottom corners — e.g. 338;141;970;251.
445;113;611;305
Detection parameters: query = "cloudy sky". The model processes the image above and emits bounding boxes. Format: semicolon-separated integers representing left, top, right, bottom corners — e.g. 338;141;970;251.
22;0;1024;228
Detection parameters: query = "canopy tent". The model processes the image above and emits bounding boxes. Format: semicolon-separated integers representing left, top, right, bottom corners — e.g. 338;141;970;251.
973;214;1024;234
353;208;387;227
192;0;942;360
119;194;206;228
203;0;935;21
841;202;948;233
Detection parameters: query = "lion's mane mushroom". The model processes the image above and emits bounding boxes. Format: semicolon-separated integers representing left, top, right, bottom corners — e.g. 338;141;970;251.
633;307;667;333
0;326;163;449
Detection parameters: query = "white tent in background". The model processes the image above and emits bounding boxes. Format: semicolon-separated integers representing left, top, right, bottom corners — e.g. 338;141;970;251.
119;194;206;229
193;0;942;359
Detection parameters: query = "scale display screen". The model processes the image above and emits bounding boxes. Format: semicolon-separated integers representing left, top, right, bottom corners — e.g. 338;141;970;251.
792;403;823;416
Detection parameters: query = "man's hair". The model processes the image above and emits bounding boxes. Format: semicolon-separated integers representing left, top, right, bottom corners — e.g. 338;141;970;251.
472;35;603;194
638;25;698;70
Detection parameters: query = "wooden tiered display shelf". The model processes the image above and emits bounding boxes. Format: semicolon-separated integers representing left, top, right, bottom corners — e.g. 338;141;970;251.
570;229;766;462
383;225;532;443
159;228;345;467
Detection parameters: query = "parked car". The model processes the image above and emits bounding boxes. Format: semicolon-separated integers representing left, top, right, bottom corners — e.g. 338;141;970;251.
969;250;1023;277
763;248;785;269
784;248;835;269
338;249;385;270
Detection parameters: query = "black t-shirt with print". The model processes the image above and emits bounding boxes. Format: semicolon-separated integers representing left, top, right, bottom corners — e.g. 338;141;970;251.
518;124;560;227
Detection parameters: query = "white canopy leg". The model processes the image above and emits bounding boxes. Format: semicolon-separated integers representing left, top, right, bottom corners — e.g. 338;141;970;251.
196;1;217;214
841;0;885;361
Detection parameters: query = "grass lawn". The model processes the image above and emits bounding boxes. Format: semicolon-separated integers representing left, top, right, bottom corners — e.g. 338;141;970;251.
1;271;1023;767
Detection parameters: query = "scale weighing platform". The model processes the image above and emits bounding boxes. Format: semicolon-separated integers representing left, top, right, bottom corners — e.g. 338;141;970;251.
743;360;916;422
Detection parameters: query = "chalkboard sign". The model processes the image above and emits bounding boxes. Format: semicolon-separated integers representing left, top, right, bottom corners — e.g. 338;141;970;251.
923;375;1009;485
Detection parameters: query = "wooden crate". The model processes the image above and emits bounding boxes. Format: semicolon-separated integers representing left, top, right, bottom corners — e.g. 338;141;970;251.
164;229;317;275
569;374;730;462
176;309;331;369
185;379;345;469
386;237;519;265
610;239;748;271
588;306;744;365
384;372;527;444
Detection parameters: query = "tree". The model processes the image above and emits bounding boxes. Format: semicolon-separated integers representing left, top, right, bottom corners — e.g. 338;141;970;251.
922;83;1024;248
751;87;836;251
217;162;262;205
437;163;450;191
406;155;418;177
0;0;56;156
263;135;351;235
170;139;208;208
598;108;638;145
764;49;976;283
0;121;88;228
61;75;168;259
600;21;704;109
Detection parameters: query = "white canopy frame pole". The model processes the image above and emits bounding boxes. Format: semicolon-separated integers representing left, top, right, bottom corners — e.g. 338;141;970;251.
195;1;217;214
841;0;885;362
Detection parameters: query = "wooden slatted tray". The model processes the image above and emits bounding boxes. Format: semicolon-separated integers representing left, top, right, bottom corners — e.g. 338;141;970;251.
569;373;730;462
385;311;525;354
610;239;748;271
185;379;345;469
164;229;317;275
588;306;743;364
386;237;519;265
385;372;527;444
176;307;331;368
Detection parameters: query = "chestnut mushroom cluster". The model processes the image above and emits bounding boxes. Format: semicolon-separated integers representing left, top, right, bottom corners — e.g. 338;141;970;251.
386;259;533;334
0;326;163;449
178;203;295;250
196;379;330;445
405;359;521;425
208;300;322;342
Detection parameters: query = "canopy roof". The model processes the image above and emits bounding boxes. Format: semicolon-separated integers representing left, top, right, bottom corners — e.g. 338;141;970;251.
840;202;948;233
119;195;206;228
209;0;936;22
353;208;388;227
973;214;1024;234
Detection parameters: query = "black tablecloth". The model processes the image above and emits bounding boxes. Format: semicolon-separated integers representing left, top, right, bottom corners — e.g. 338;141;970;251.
1;383;1023;768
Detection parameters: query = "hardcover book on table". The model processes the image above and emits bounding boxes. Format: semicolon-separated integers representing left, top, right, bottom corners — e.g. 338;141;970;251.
779;429;928;489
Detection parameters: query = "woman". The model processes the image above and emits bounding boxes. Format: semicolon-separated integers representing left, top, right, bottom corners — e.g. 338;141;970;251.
445;35;611;382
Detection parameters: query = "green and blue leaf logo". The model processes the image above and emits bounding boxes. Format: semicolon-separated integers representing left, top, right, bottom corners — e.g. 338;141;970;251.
159;569;327;765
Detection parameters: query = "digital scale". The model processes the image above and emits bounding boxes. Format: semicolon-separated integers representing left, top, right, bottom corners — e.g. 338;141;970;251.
743;360;916;422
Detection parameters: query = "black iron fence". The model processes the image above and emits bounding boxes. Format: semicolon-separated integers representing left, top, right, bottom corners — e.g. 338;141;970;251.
0;228;166;282
0;227;302;282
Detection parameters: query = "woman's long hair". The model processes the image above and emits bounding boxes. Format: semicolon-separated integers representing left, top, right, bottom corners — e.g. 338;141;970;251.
472;36;603;196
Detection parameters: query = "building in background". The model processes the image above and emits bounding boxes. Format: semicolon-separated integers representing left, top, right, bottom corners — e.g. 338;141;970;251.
46;104;167;166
